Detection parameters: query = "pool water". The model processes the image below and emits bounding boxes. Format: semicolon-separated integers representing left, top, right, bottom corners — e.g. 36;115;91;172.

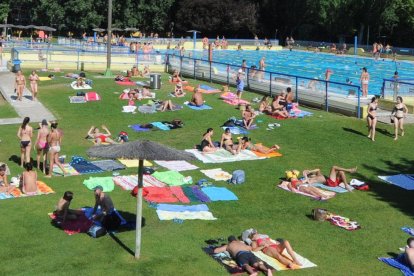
192;49;414;95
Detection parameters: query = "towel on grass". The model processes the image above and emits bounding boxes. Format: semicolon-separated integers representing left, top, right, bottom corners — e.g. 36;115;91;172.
156;210;216;220
157;204;209;212
200;168;232;181
130;124;152;132
379;254;414;276
253;250;317;271
53;163;80;176
71;81;92;90
113;175;137;190
1;181;55;200
402;227;414;236
328;214;361;231
182;186;203;202
116;81;136;86
151;122;171;131
138;105;157;114
313;183;349;193
191;186;211;202
69;156;104;174
185;103;213;110
221;126;249;135
378;174;414;190
83;177;115;192
201;187;238;201
39;76;52;81
152;171;191;186
155;160;198;172
277;182;321;199
69;96;86;103
251;144;283;158
199;84;221;94
186;149;265;164
122;106;137;113
82;207;127;226
90;160;125;171
143;187;179;203
117;159;153;168
170;186;190;203
49;212;93;236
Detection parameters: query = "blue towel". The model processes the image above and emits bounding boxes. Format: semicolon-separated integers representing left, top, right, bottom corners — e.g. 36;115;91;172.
185;103;212;110
70;156;104;174
222;126;249;135
0;193;14;200
130;124;152;132
90;160;125;171
296;111;313;118
151;122;171;131
201;187;238;201
199;84;217;91
379;255;414;276
402;227;414;236
157;204;209;212
313;183;349;193
379;174;414;190
82;207;127;226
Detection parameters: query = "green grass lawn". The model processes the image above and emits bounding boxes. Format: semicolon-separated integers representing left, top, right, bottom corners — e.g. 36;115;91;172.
0;97;18;118
0;69;412;275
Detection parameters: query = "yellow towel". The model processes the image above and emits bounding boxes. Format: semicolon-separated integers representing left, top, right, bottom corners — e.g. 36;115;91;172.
39;77;52;81
118;159;153;167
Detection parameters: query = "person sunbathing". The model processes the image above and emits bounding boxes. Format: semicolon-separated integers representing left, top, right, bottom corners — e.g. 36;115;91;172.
303;166;357;192
0;164;12;194
20;163;38;195
200;128;217;153
171;69;182;83
270;95;289;118
189;88;204;107
404;237;414;271
76;77;85;87
258;96;271;113
87;125;117;145
131;66;141;77
282;178;336;200
250;232;302;269
157;100;177;112
65;73;79;79
141;86;152;98
54;191;83;223
173;83;185;97
243;105;256;129
220;128;238;155
142;65;151;76
237;137;280;154
214;236;272;276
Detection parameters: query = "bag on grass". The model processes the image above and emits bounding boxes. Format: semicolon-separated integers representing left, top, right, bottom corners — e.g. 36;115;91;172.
88;225;107;238
228;170;245;185
312;208;329;221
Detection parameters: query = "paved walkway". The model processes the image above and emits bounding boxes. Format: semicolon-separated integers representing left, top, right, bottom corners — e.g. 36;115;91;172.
376;108;414;125
0;71;56;125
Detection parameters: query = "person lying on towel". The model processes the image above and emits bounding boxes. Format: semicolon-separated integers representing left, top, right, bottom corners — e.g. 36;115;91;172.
303;166;357;192
87;125;118;145
54;191;83;223
76;77;85;87
189;88;204;107
237;137;280;154
214;236;273;276
249;231;302;269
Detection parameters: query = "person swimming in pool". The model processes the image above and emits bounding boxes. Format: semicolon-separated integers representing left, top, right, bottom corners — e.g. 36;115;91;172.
87;125;118;145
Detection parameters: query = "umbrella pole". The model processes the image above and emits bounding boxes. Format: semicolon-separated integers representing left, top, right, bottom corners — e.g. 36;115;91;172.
135;159;144;259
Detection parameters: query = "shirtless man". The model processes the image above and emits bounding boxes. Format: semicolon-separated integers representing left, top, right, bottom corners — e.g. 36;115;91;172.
0;164;12;194
258;57;266;80
55;191;83;223
29;70;40;101
214;236;272;276
303;166;357;192
20;163;38;195
189;88;204;107
15;70;26;101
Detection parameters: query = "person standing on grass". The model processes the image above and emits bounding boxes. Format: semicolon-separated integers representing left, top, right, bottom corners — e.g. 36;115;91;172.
46;122;67;177
360;67;369;98
15;70;26;101
36;119;50;174
391;96;408;141
17;117;33;168
236;69;245;99
28;70;39;101
367;97;378;141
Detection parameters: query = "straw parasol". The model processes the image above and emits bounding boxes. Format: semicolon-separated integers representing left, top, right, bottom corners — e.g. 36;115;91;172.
125;27;139;32
87;139;195;259
111;27;123;32
92;28;105;32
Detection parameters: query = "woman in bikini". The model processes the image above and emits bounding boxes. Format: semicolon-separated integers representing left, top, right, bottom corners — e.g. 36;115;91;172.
171;70;182;83
36;119;50;173
17;117;33;167
46;122;67;177
391;96;408;140
360;67;369;98
282;177;336;200
0;164;12;194
28;70;40;101
157;99;177;112
173;83;185;97
271;94;289;118
250;232;302;269
15;70;26;101
242;105;256;129
258;96;271;113
200;128;217;153
220;128;237;155
87;125;117;145
367;97;378;141
237;136;280;154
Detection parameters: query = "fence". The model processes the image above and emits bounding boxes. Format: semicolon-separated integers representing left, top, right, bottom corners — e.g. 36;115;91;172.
381;78;414;101
166;54;362;118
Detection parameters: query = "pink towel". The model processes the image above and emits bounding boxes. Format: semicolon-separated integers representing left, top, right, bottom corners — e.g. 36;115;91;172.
170;186;190;203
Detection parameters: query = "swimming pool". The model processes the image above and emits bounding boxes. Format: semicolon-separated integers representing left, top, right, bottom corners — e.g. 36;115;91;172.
191;49;414;96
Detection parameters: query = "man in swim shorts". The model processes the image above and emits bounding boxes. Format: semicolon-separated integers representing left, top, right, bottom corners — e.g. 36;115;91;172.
214;236;272;276
189;88;204;107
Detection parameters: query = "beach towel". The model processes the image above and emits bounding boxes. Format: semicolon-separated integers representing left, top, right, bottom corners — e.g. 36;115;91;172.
200;168;232;181
82;206;127;226
152;171;191;186
251;144;283;158
1;181;55;200
116;81;136;86
203;247;246;274
69;156;104;175
49;212;93;236
185;149;265;164
117;159;153;168
157;204;209;212
156;210;216;220
191;186;211;202
137;105;157;114
379;254;414;276
143;187;179;203
136;81;150;86
378;174;414;190
253;250;317;271
39;76;52;81
223;99;251;106
130;124;152;132
182;186;202;202
221;126;249;135
69;96;86;103
201;187;238;201
170;186;190;203
71;81;92;90
154;160;198;172
185;103;212;110
90;160;125;171
220;92;238;100
151;122;171;131
83;177;115;192
113;175;138;190
327;214;360;231
277;182;322;199
85;92;101;101
402;227;414;236
122;106;137;113
199;84;221;94
313;183;349;193
53;163;80;176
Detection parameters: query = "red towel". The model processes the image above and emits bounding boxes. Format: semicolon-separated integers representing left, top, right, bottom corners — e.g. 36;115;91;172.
170;186;190;203
49;213;93;235
142;187;179;203
116;81;136;86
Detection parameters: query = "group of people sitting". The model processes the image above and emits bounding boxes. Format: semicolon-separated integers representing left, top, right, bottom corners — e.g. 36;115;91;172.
258;88;294;118
126;65;151;78
214;228;303;275
0;162;38;195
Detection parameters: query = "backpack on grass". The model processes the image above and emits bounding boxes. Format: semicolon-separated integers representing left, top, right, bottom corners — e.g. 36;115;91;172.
228;170;245;185
88;225;107;238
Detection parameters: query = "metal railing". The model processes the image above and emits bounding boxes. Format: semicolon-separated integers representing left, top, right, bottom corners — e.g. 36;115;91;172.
381;78;414;101
166;54;362;118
